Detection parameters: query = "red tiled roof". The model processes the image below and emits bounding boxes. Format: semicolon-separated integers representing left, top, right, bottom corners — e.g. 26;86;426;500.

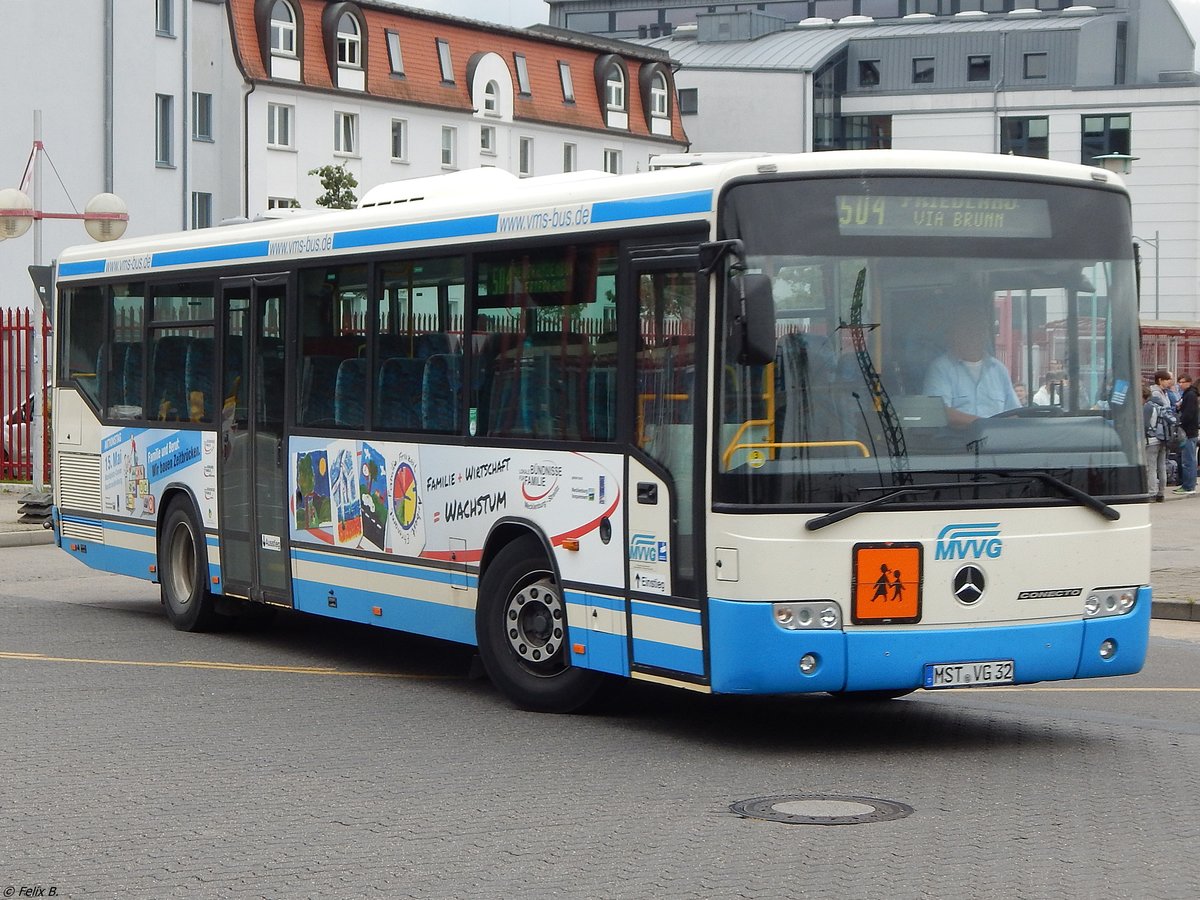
225;0;687;144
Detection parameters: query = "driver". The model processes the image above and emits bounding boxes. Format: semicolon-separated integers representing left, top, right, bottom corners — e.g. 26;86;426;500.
923;306;1020;427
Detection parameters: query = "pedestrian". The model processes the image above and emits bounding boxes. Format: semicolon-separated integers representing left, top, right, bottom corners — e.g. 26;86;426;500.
1174;374;1199;495
1144;384;1167;501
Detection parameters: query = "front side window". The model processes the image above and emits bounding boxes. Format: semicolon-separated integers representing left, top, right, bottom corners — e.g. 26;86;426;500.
58;285;106;409
473;243;618;440
270;0;296;55
714;176;1142;507
336;12;361;67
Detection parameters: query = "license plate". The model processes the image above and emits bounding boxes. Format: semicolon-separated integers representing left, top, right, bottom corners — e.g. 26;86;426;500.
923;659;1014;688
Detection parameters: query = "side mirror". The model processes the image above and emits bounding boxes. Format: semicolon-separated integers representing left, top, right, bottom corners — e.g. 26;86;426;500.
737;273;776;365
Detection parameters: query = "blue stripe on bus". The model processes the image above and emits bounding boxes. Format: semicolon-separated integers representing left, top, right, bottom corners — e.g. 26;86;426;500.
632;638;705;675
152;240;271;268
590;190;712;224
292;577;476;645
630;599;701;625
102;519;156;535
62;515;104;528
59;260;108;276
333;214;500;251
563;591;626;613
64;542;156;583
293;546;474;588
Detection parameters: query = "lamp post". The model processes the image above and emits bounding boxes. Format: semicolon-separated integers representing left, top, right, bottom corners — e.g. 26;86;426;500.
1133;232;1161;321
0;112;128;491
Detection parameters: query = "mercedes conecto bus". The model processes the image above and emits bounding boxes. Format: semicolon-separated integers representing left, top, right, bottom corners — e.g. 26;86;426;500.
52;151;1150;711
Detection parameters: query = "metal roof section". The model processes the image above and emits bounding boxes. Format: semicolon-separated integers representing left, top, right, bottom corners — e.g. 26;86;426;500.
634;15;1089;71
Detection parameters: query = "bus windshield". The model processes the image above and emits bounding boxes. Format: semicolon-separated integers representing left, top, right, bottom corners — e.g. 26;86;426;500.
715;174;1142;507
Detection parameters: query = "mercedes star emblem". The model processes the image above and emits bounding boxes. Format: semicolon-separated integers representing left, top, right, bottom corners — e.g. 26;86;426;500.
953;565;986;604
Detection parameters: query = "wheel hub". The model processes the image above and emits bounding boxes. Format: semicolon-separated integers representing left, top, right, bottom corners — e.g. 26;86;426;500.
504;578;565;665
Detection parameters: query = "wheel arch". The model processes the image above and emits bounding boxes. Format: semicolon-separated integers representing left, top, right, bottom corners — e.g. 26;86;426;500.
479;517;559;591
155;484;207;574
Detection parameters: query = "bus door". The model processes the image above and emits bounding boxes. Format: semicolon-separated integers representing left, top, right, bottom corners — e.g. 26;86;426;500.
218;276;293;607
625;248;707;681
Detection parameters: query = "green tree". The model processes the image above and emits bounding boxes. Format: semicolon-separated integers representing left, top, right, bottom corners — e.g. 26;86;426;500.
308;162;359;209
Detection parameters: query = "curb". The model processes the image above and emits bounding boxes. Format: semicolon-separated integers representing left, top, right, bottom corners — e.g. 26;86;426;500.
0;529;55;549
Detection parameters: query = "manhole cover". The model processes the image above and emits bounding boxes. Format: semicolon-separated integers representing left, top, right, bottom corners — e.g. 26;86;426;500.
730;794;914;826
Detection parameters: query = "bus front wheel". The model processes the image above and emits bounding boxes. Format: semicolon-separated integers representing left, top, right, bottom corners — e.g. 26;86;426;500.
159;499;218;632
476;536;602;713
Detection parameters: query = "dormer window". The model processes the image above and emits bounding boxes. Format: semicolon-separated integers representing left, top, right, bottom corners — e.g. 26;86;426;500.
650;71;668;118
559;62;575;103
639;63;672;136
595;55;630;130
605;66;625;111
270;0;296;56
484;80;499;114
336;13;361;67
437;39;454;83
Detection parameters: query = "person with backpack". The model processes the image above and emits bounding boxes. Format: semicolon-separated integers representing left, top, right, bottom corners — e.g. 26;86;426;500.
1174;374;1199;495
1144;384;1168;501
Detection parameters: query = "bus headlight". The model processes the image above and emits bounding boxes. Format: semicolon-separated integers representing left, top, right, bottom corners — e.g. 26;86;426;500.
1084;587;1138;618
773;601;842;631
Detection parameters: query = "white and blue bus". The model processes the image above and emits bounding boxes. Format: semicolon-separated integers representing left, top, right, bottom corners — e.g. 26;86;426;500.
52;152;1150;711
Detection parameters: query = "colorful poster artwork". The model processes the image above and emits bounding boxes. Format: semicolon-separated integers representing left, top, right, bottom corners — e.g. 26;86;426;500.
330;444;362;546
386;450;425;554
101;426;216;526
294;450;332;533
360;442;388;551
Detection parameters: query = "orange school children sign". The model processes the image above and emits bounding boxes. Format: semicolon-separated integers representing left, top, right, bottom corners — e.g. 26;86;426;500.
852;542;923;624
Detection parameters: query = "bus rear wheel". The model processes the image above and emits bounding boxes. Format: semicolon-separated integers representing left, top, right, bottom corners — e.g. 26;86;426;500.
160;498;218;632
476;536;602;713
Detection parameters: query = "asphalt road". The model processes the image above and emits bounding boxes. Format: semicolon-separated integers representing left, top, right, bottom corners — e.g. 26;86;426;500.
2;544;1199;899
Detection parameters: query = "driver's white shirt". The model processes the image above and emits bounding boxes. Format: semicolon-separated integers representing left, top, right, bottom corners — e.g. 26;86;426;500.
923;353;1021;418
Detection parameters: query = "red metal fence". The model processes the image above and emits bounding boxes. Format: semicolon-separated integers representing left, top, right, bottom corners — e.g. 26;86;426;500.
0;308;52;483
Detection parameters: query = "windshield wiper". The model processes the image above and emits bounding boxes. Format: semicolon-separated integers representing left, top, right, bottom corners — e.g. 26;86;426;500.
980;470;1120;522
804;471;1119;532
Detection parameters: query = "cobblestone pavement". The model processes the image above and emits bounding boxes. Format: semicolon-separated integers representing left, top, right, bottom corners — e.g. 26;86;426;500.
2;546;1199;899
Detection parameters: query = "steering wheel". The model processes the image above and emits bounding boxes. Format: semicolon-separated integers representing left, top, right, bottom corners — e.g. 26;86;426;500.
991;405;1065;419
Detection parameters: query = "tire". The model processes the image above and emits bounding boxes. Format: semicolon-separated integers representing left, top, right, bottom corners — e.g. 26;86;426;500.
476;535;602;713
159;498;218;632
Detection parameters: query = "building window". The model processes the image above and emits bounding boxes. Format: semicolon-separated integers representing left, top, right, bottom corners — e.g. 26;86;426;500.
968;54;991;82
267;196;298;209
391;119;408;161
603;148;621;174
156;0;173;36
267;103;293;149
483;80;500;115
334;111;358;155
336;13;361;67
480;125;496;155
650;71;669;118
191;192;212;229
1002;116;1049;159
605;65;626;110
441;126;457;168
436;39;454;83
678;88;698;115
514;53;531;95
563;142;577;173
519;137;534;176
270;0;296;56
155;94;173;166
858;60;880;87
912;57;934;84
1024;52;1048;79
825;115;892;150
385;29;404;75
559;62;575;102
192;92;213;141
1082;114;1131;166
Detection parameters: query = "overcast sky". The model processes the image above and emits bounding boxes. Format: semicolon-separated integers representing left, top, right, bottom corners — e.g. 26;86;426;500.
424;0;549;28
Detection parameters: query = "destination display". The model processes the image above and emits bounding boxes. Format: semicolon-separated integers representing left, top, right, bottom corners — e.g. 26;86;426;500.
836;195;1052;238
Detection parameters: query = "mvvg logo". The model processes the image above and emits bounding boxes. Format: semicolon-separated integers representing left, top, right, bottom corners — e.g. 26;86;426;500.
629;533;668;563
935;523;1003;560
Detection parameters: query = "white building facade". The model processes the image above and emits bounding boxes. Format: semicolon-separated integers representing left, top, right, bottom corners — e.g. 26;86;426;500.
0;0;687;309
